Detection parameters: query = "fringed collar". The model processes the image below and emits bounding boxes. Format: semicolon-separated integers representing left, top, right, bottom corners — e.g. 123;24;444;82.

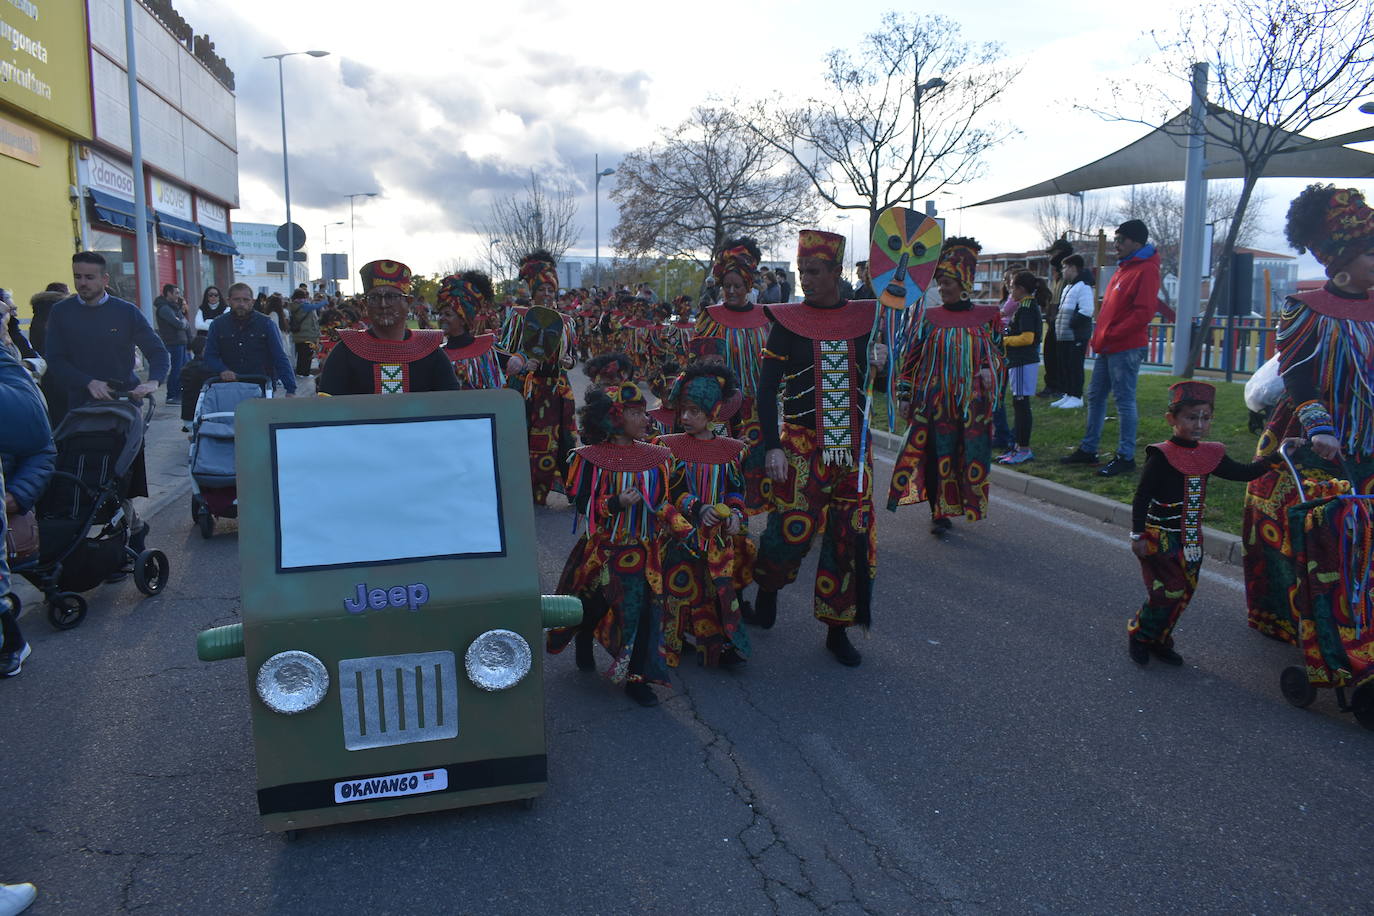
767;299;875;340
707;303;770;330
1294;286;1373;320
1149;438;1226;475
338;328;443;362
443;332;496;361
659;433;745;464
575;441;672;472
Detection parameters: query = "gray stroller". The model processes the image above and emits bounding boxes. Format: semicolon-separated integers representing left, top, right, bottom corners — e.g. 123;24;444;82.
188;376;269;538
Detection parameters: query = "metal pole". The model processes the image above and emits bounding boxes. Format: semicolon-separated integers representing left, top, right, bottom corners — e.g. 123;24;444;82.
349;195;357;295
122;0;154;322
1173;62;1209;376
276;56;294;291
594;154;601;289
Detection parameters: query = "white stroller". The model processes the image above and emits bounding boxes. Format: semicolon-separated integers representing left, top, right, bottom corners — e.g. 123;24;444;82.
188;375;270;538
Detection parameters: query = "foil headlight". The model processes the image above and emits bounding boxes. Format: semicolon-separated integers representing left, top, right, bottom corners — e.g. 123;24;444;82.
256;650;330;714
465;629;532;691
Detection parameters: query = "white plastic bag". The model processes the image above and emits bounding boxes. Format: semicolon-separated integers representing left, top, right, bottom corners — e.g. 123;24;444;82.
1244;353;1285;412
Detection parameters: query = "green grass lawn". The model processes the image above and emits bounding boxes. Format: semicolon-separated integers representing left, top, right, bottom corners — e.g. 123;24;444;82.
873;369;1262;536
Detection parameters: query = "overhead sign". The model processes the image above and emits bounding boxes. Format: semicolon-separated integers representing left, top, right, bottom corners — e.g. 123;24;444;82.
197;197;228;232
150;174;192;220
0;113;39;166
86;149;136;199
0;0;93;138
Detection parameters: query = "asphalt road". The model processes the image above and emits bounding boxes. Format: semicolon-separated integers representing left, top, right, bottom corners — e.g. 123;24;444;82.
3;444;1370;915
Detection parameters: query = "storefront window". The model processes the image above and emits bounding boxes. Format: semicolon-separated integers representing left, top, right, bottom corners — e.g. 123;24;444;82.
199;249;230;296
87;229;140;302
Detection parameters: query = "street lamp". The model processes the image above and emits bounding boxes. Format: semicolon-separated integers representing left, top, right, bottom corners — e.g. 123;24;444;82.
1361;100;1374;114
322;221;344;294
909;75;948;211
594;154;615;289
489;238;502;283
346;191;379;295
264;50;330;290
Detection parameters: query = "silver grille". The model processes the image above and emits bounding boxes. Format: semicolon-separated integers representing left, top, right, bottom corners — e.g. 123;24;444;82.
338;651;459;750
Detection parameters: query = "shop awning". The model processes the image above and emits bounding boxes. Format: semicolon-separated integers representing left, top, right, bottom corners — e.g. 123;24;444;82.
87;188;152;233
199;225;239;256
155;212;203;247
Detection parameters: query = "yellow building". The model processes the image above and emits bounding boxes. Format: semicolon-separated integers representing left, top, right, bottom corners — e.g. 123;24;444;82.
0;1;93;317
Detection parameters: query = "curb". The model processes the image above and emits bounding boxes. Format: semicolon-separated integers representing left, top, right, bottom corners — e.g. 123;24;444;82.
870;428;1245;568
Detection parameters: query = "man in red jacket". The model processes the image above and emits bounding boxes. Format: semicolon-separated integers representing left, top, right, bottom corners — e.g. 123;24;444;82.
1060;219;1161;477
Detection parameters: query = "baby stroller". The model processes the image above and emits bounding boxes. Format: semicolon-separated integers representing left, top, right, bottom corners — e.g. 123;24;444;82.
1276;442;1374;728
189;375;270;538
15;394;170;630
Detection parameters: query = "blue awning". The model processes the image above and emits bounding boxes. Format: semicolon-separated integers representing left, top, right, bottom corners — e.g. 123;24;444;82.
87;188;152;233
155;212;202;247
199;225;239;256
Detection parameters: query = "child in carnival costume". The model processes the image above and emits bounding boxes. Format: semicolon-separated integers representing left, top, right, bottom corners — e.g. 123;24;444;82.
1129;381;1301;666
435;270;522;390
696;237;771;513
547;383;693;707
887;237;1005;537
658;364;753;668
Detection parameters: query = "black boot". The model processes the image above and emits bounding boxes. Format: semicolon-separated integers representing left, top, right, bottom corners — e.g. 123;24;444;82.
574;629;596;671
735;589;753;621
0;595;31;678
749;589;778;629
826;625;862;667
1149;643;1184;666
625;681;659;707
1128;637;1150;666
930;517;952;538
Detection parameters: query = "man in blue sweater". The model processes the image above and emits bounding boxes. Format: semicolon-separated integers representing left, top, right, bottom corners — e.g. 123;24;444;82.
203;282;296;394
43;251;169;423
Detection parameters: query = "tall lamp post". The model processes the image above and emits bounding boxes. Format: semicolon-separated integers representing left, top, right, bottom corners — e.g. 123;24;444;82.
594;154;615;289
322;220;343;294
908;76;947;211
346;191;379;295
264;49;330;291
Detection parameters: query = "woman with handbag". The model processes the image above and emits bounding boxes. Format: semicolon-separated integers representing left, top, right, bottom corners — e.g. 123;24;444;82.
1051;254;1094;409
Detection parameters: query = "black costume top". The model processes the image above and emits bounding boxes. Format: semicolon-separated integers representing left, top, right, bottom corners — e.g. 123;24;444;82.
1132;436;1271;533
317;329;459;395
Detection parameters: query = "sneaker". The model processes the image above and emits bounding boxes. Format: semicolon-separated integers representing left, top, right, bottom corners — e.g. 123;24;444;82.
825;627;862;667
1049;396;1068;407
0;641;31;677
1098;455;1137;478
1002;447;1034;465
1059;448;1099;466
1053;396;1084;409
0;882;37;914
1149;644;1184;666
166;396;181;405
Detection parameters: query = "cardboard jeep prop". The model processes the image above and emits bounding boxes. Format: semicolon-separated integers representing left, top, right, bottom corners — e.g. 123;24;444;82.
196;389;581;833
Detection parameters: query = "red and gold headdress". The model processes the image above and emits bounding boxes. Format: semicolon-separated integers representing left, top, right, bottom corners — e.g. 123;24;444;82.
518;250;559;292
360;259;412;293
1315;189;1374;267
797;229;845;265
1168;380;1215;409
934;236;981;293
437;272;489;324
712;237;761;283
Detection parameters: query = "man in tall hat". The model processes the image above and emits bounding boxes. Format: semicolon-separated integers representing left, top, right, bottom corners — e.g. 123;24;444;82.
435;270;523;390
749;229;886;667
696;237;772;514
510;250;577;505
317;259;459;395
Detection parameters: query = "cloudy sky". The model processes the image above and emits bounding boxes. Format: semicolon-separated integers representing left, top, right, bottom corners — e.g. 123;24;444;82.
181;0;1374;285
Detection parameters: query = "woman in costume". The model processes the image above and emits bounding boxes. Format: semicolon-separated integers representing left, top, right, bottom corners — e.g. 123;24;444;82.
695;237;771;513
435;270;521;390
887;237;1005;536
659;364;752;669
510;250;577;505
1243;184;1374;643
547;384;692;707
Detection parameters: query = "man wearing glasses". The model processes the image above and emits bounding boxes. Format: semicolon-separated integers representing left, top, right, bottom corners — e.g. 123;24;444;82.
317;260;458;395
203;282;297;396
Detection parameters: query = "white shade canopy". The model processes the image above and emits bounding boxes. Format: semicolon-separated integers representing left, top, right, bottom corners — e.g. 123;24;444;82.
971;106;1374;207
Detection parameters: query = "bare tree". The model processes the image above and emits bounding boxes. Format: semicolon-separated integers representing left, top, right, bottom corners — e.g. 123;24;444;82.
750;11;1020;232
480;172;581;277
1107;0;1374;374
609;106;816;277
1112;182;1268;291
1033;193;1114;249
